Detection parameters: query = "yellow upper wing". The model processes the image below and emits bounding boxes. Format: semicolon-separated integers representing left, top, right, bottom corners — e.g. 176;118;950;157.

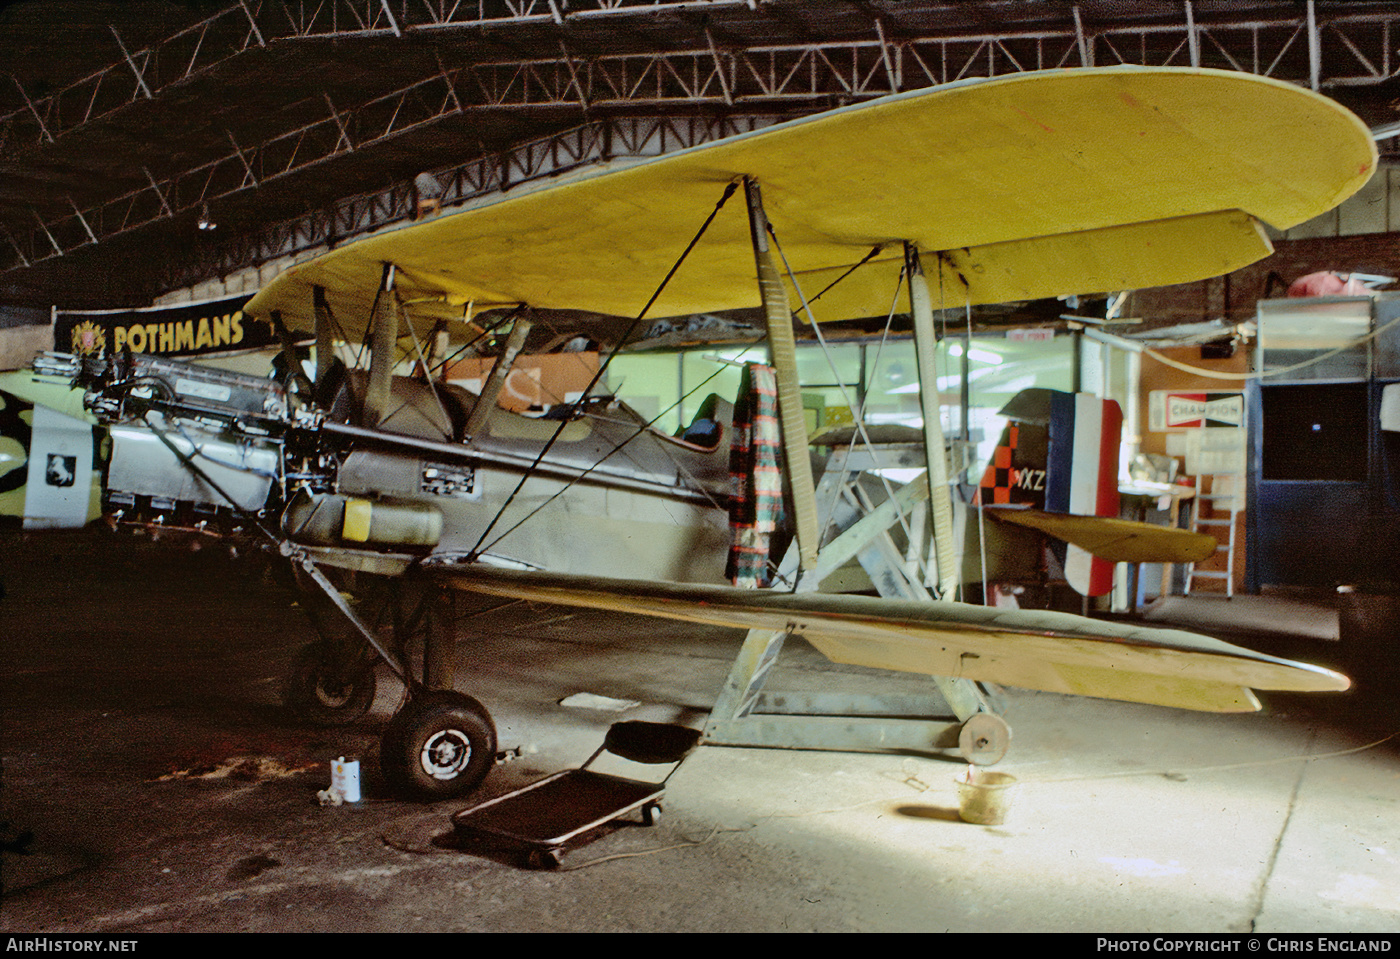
247;67;1375;337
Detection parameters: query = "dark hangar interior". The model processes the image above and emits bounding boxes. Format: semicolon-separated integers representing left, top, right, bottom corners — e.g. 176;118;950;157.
1;1;1398;936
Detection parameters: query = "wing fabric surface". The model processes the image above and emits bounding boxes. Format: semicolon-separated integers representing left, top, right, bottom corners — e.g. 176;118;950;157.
245;68;1375;338
430;565;1350;714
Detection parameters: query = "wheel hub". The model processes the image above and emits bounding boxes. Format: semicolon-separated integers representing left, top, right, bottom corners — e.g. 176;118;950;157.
313;676;354;709
958;712;1012;765
421;729;472;780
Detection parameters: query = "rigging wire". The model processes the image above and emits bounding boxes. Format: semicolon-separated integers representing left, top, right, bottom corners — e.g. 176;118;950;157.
466;179;741;560
427;306;527;381
931;259;986;603
398;302;454;440
360;306;526;438
1129;309;1400;380
811;275;908;580
789;244;887;321
475;361;737;557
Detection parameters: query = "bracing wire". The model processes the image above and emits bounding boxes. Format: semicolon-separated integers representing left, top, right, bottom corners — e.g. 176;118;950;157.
466;179;741;560
476;361;738;557
1135;309;1400;380
813;276;908;564
790;244;887;321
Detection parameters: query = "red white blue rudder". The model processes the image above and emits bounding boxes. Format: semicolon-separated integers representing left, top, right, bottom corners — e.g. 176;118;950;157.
1044;391;1123;597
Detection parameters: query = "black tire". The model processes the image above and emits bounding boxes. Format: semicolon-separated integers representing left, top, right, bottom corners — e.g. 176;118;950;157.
380;691;496;801
284;643;377;726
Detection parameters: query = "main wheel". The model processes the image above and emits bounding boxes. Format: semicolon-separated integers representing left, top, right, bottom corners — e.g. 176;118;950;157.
284;643;377;726
380;691;496;801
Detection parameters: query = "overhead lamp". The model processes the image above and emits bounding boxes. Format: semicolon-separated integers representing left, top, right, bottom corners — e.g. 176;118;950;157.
198;203;216;231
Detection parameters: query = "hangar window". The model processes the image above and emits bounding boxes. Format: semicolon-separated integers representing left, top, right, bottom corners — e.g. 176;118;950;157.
604;333;1077;483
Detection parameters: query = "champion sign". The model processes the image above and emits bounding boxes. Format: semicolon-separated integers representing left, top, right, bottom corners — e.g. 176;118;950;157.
1149;391;1245;431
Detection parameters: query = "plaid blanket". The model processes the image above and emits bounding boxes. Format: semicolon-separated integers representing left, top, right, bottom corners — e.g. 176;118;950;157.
726;363;785;587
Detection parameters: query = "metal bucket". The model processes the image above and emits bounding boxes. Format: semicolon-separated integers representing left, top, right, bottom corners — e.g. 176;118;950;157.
956;769;1018;825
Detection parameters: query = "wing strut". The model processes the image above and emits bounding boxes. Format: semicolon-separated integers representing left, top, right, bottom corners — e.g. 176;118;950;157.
706;213;1002;757
464;309;533;439
313;286;337;392
364;263;401;427
743;177;820;574
905;243;961;598
269;309;313;398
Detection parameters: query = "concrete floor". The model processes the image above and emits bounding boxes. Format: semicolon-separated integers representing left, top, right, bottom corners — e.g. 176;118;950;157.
1;532;1398;933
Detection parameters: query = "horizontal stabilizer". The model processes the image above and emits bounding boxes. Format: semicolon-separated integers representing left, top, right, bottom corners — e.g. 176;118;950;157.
985;507;1219;564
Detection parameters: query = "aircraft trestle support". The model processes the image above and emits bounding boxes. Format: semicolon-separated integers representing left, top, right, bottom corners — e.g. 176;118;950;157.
702;626;989;758
703;445;1010;765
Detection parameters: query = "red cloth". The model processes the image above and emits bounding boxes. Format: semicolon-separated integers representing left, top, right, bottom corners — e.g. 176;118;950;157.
1287;272;1369;297
726;364;783;588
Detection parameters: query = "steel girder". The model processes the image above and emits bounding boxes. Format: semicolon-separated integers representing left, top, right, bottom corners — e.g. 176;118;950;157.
7;1;1400;293
155;113;783;293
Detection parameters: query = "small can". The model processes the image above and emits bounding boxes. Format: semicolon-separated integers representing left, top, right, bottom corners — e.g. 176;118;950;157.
331;756;361;803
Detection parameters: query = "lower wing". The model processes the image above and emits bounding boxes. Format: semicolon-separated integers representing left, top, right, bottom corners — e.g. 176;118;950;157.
429;564;1349;714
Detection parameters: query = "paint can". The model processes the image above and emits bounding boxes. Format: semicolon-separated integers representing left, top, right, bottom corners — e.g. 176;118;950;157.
956;769;1018;825
331;756;361;803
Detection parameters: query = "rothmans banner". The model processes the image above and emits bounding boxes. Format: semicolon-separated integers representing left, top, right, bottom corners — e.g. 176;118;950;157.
54;294;274;358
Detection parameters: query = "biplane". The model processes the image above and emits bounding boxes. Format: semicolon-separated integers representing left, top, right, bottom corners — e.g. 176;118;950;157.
1;66;1365;800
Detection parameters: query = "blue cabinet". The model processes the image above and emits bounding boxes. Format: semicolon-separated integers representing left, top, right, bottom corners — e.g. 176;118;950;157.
1248;296;1400;591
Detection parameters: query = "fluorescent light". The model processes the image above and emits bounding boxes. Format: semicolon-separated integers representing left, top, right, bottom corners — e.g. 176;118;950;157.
945;343;1002;365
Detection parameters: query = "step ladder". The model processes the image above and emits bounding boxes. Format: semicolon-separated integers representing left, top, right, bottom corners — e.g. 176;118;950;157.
1186;472;1241;597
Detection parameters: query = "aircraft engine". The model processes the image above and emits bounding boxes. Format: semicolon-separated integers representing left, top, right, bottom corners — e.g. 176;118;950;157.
104;418;280;523
32;351;326;537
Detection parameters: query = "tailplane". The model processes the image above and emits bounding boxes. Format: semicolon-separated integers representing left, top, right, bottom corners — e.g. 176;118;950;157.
972;389;1125;598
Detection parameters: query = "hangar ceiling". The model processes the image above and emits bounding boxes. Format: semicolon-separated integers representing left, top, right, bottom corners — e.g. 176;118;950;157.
4;0;1400;312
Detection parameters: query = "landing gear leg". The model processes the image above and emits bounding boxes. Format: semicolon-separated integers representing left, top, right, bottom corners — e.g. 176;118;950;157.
281;552;494;801
284;567;379;726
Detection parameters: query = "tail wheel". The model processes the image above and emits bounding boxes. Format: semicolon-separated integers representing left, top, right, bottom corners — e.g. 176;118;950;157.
380;691;496;801
958;713;1012;766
